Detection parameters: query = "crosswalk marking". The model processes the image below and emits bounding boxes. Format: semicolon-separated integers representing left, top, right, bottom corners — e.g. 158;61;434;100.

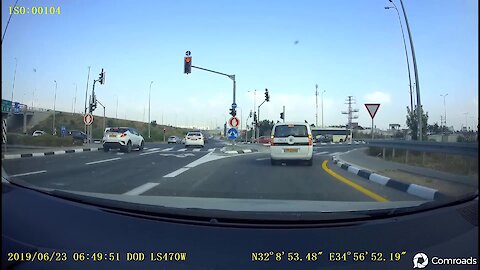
147;147;160;151
192;148;201;152
177;148;187;152
161;147;174;152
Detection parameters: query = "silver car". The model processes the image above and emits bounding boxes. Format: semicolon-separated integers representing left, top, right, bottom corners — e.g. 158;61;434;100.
167;136;178;144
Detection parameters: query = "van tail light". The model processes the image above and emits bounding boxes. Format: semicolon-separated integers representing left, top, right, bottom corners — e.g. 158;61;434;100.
270;136;274;146
308;134;313;145
120;133;127;137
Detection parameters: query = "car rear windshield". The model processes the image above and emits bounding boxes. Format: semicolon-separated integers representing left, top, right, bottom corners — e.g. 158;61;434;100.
107;128;129;133
274;125;309;137
187;132;201;136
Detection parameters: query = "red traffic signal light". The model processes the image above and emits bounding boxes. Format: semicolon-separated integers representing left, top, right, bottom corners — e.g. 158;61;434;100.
184;57;192;74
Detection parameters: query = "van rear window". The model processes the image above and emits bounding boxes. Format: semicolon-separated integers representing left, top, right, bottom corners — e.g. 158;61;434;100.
274;125;308;137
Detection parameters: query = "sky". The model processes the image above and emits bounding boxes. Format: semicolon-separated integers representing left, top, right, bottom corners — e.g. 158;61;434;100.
1;0;478;131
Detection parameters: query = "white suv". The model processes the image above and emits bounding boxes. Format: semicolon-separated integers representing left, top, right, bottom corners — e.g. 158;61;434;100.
102;127;144;153
185;131;204;147
270;122;314;166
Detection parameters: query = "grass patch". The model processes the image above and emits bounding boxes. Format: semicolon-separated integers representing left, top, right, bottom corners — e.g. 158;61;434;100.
6;133;83;147
367;147;478;176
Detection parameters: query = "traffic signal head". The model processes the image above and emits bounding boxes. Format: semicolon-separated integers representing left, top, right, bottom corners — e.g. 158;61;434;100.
254;112;257;122
280;112;284;119
184;57;192;74
99;69;105;85
229;108;236;117
265;88;270;102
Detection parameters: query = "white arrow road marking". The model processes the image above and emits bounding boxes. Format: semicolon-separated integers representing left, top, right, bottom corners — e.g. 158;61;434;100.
124;182;160;196
86;157;121;165
9;170;47;177
163;152;230;178
139;150;162;156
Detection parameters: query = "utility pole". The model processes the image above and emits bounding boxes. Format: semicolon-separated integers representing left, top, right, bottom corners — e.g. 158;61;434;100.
321;89;326;127
10;58;17;112
148;81;153;138
84;66;91;133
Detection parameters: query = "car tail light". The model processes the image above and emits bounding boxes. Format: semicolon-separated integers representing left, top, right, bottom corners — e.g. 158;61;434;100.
270;136;274;146
308;134;313;145
120;133;127;137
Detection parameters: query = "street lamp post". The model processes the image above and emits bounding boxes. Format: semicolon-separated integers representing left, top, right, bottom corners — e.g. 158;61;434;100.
148;81;153;138
440;93;448;133
395;0;423;140
315;84;318;127
73;83;77;114
10;57;17;112
321;89;326;128
84;66;91;134
53;80;57;135
385;3;414;111
248;89;257;141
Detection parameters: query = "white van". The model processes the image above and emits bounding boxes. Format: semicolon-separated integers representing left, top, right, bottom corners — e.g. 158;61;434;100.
270;122;314;166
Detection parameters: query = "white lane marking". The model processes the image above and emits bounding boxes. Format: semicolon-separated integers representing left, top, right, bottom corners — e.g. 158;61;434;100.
161;147;174;152
314;151;329;155
256;157;270;161
139;150;162;156
9;170;47;177
163;152;230;178
163;168;190;178
85;157;121;165
147;147;160;151
177;148;187;152
328;152;342;156
208;148;215;152
116;152;124;155
124;182;160;195
192;148;201;152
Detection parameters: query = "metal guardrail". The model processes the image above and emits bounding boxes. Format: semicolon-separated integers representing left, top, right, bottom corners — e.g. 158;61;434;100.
365;139;478;157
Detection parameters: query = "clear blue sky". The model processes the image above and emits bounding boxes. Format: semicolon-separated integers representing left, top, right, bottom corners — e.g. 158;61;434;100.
2;0;478;130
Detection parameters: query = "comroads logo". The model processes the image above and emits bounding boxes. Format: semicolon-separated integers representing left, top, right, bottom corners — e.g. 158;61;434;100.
413;252;478;268
413;253;428;269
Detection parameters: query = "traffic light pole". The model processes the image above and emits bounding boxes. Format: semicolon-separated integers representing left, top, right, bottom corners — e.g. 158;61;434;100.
191;65;236;105
257;100;266;139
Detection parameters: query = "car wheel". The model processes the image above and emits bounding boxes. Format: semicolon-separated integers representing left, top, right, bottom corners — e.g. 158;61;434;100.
306;158;313;166
103;146;109;152
123;141;132;153
139;140;144;151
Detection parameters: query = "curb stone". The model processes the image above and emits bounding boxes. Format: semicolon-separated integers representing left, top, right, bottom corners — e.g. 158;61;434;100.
330;155;450;201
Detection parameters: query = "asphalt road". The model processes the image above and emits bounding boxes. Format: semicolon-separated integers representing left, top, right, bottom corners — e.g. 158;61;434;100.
2;139;422;202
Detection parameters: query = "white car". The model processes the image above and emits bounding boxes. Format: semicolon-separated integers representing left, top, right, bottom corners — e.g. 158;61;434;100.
167;136;178;144
270;122;314;166
32;130;46;137
185;131;204;147
102;127;144;153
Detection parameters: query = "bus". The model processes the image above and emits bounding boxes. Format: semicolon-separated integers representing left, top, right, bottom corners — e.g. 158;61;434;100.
311;127;352;143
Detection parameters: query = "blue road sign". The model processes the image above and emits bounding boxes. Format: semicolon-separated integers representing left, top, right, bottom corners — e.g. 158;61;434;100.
61;126;67;137
227;128;239;140
232;103;237;109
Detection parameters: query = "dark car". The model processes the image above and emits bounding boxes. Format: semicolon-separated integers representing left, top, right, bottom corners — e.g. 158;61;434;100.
68;130;87;142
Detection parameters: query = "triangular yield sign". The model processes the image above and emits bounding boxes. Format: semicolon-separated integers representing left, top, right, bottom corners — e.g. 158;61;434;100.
364;104;380;119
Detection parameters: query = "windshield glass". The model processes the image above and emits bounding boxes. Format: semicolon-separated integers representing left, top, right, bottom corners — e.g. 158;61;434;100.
1;0;478;218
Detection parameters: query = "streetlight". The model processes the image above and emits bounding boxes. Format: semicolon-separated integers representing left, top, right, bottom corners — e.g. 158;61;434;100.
321;89;326;128
10;57;17;112
385;3;414;111
394;0;423;140
148;81;153;138
440;93;448;133
248;89;257;140
315;84;318;127
53;80;57;135
72;83;77;114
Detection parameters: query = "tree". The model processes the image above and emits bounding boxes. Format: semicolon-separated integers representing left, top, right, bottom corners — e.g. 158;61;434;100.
427;122;440;134
406;106;429;140
258;120;274;136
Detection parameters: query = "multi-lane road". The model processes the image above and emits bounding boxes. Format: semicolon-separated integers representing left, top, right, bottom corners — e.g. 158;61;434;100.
3;139;423;202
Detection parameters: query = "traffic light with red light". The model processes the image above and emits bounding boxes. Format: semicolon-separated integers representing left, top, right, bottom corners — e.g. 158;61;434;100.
184;57;192;74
